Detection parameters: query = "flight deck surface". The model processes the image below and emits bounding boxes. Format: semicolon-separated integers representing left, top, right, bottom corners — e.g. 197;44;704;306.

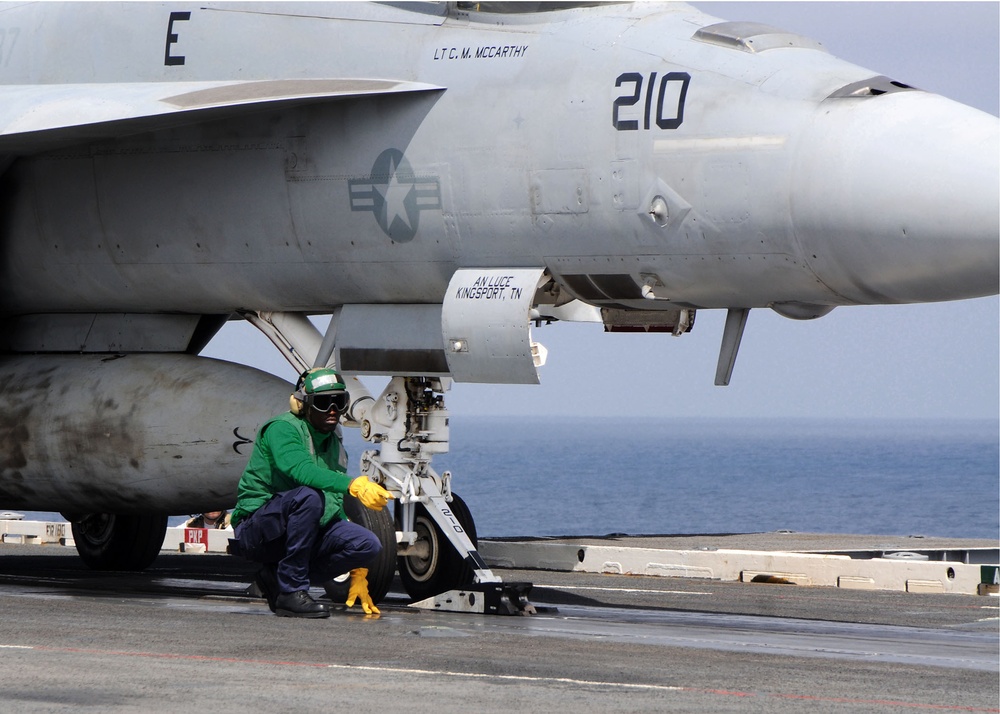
1;534;997;713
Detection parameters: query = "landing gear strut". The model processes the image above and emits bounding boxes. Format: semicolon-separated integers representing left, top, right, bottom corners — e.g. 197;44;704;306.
355;377;535;615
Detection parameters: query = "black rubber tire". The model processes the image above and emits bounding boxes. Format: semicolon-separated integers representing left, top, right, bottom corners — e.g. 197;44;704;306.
397;492;478;602
70;513;167;571
324;494;397;604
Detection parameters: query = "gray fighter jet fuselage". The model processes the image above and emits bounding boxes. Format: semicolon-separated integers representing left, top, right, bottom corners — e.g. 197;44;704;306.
2;3;995;317
0;2;995;588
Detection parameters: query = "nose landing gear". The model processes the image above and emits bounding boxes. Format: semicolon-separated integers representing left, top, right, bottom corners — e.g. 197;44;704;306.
355;376;535;615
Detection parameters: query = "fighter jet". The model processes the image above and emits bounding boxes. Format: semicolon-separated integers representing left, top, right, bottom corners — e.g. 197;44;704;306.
0;2;995;607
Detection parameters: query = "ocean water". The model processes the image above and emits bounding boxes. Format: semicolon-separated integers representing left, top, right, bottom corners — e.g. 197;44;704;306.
15;418;999;541
344;417;999;541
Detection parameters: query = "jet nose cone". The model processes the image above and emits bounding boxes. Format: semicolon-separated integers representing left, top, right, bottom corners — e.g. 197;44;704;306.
792;91;999;304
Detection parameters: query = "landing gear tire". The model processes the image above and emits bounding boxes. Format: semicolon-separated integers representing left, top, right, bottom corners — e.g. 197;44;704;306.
397;492;478;602
69;513;167;571
323;494;397;604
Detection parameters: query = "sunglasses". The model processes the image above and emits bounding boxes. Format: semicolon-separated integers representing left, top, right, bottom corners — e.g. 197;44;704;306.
309;392;349;413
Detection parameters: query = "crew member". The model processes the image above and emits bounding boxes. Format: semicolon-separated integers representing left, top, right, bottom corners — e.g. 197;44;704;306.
231;368;393;618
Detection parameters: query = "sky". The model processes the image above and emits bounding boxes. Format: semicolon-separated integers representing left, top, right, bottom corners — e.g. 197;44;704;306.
202;2;999;421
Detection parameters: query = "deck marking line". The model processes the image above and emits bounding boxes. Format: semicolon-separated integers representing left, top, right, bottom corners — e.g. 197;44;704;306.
770;692;1000;712
536;584;712;596
323;663;686;692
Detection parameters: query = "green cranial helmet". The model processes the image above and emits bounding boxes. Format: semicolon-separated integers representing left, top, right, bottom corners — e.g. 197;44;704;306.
291;368;349;416
296;368;346;397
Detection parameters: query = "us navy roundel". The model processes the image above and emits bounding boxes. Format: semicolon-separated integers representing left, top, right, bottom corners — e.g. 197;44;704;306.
348;149;441;243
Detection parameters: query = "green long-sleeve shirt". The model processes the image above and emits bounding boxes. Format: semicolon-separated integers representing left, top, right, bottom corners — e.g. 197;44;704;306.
231;412;353;528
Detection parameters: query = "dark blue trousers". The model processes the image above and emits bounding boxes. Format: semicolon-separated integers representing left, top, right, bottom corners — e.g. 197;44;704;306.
234;486;381;593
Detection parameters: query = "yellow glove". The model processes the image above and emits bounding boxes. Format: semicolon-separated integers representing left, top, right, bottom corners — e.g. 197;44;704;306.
346;568;380;615
349;476;393;511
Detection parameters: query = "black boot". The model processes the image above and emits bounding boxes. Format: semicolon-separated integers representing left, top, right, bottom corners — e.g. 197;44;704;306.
275;590;331;619
253;564;279;613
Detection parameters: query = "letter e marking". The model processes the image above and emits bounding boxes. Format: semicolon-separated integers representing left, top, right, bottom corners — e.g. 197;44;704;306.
164;11;191;66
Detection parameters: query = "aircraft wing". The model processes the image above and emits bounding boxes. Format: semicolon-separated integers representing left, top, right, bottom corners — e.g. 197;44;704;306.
0;78;444;154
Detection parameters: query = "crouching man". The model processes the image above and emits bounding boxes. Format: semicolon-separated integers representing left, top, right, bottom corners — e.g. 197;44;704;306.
231;368;393;618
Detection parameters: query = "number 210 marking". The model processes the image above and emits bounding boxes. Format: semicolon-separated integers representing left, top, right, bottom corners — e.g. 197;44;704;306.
613;71;691;131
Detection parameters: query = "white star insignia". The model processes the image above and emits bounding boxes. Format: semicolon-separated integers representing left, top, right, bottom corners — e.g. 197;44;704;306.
376;157;415;230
